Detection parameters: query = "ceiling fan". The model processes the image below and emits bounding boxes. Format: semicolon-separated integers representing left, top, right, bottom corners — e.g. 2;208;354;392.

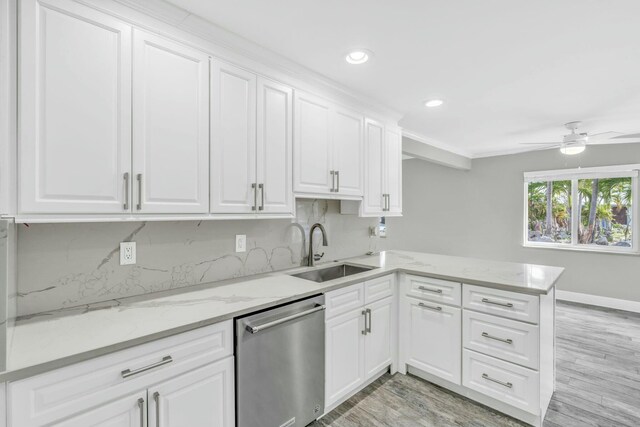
521;121;640;155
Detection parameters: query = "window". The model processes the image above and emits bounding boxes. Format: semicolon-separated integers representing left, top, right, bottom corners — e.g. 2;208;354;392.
524;165;638;253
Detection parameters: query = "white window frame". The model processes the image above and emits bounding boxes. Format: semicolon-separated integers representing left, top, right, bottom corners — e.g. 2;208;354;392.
523;164;640;255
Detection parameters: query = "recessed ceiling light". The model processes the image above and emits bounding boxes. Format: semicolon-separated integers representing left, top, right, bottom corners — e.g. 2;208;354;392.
346;50;370;65
424;99;444;108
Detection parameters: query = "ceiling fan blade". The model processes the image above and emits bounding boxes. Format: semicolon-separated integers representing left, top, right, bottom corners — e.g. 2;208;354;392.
612;133;640;139
519;142;561;145
588;131;622;141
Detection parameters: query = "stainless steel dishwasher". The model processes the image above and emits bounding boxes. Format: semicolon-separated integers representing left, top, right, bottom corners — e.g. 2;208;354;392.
236;294;325;427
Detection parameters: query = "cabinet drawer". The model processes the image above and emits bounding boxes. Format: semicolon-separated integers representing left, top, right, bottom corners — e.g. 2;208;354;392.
9;320;232;427
463;285;539;324
365;275;394;304
463;311;539;370
463;350;539;415
406;275;461;306
325;283;365;319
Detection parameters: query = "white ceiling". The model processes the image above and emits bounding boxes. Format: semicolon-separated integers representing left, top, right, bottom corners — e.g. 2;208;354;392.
165;0;640;158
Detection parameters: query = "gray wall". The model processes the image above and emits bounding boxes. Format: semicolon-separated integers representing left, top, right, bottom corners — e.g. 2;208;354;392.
17;199;386;316
387;143;640;303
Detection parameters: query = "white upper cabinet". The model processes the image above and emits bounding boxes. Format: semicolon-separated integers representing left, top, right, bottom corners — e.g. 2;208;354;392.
361;120;403;216
293;92;333;195
19;0;132;214
385;126;403;214
211;60;257;214
294;92;365;198
332;107;364;197
257;77;294;214
211;60;293;215
362;119;385;214
132;30;210;214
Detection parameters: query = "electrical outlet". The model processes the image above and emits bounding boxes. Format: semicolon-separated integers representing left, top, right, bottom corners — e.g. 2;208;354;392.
120;242;136;265
235;235;246;253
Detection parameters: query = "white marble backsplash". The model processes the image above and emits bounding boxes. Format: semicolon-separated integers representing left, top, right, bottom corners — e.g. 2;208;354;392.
0;219;18;371
16;200;386;316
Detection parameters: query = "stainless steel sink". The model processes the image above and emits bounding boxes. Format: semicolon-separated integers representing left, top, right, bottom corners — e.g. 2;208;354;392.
290;264;376;283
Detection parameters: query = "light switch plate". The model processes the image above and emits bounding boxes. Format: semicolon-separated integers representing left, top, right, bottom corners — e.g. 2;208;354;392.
236;235;246;253
120;242;136;265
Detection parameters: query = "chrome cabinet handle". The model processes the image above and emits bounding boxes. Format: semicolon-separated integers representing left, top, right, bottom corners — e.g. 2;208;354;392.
386;194;390;211
121;356;173;378
258;183;264;211
366;308;372;333
136;174;142;210
246;304;326;333
482;373;513;388
361;309;368;335
330;170;336;192
481;298;514;308
418;302;442;311
335;171;340;192
418;286;442;294
137;397;145;427
123;172;130;210
251;183;257;211
381;194;386;211
154;392;160;427
482;332;513;344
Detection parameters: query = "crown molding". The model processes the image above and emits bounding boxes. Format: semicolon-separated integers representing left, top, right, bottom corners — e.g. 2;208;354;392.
401;129;472;158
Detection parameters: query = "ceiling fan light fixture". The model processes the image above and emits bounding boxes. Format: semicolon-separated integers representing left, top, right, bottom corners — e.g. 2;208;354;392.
560;143;586;155
424;99;444;108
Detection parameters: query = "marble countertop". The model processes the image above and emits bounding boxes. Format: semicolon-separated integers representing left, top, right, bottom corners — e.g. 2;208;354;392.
1;250;563;382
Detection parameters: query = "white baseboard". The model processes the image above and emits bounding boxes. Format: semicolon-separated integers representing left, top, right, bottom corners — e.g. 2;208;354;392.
556;290;640;314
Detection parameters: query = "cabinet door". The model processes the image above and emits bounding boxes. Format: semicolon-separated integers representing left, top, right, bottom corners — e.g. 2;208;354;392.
385;126;403;214
0;383;5;427
325;308;365;407
364;296;393;378
293;92;332;195
149;357;235;427
53;391;146;427
404;297;461;384
362;119;385;215
19;0;131;214
132;30;209;214
332;107;364;197
256;77;293;214
211;60;257;213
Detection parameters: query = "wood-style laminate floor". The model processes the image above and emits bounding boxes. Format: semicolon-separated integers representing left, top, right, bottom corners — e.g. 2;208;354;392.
314;301;640;427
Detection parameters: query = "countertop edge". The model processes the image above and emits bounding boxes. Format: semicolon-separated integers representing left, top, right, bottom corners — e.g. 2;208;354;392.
0;259;563;383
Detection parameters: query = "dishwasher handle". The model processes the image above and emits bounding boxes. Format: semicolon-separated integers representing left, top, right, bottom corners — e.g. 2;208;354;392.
245;304;326;334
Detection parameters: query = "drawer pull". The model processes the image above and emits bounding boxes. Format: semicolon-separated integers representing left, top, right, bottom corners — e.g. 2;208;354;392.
418;286;442;294
482;373;513;388
418;302;442;311
481;298;514;308
121;356;173;378
482;332;513;344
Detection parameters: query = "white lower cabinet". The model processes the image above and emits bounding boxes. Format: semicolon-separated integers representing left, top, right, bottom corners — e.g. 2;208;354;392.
53;392;147;427
364;296;393;378
149;358;235;427
325;307;366;406
325;277;395;408
1;382;6;427
463;349;540;414
403;297;461;384
8;321;234;427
